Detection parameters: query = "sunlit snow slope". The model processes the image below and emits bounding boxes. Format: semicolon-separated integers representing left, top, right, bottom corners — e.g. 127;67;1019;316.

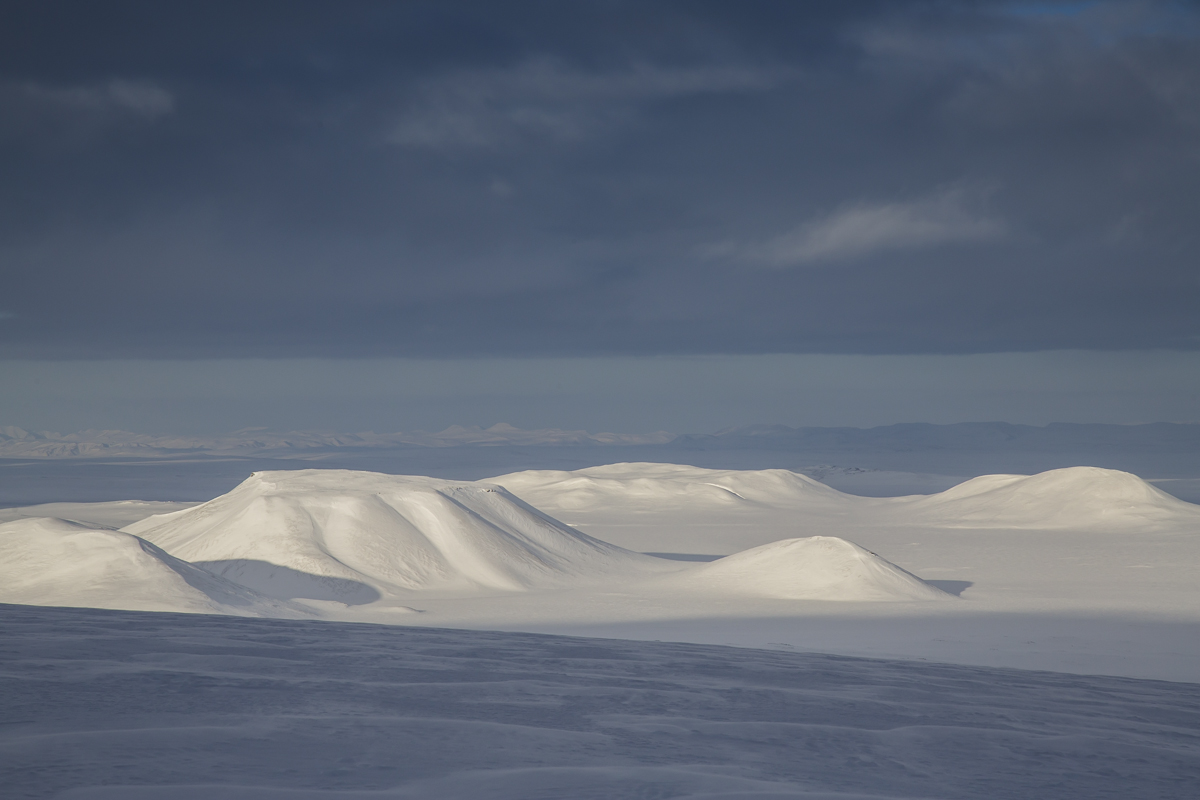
0;517;307;616
682;536;951;601
492;463;1200;547
898;466;1200;529
4;464;1199;679
124;470;668;601
494;462;852;512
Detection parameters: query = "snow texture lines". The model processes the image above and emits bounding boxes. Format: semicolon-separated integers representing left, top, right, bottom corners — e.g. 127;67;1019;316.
2;604;1199;799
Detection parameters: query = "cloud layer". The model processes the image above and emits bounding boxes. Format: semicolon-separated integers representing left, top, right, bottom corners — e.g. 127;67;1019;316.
724;188;1008;267
1;1;1198;358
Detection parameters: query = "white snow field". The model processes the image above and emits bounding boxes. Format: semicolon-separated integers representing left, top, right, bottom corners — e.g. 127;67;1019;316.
4;463;1200;798
2;464;1200;680
2;603;1199;800
489;463;1200;681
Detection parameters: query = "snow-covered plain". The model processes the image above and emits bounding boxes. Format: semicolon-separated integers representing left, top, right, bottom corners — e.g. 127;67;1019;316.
487;464;1200;681
4;461;1200;797
2;603;1199;800
2;463;1199;681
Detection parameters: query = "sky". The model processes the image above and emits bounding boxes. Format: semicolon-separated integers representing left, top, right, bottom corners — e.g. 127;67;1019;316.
2;1;1198;433
3;352;1200;435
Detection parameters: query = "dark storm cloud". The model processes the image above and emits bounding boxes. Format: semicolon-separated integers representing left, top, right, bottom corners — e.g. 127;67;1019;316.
1;0;1198;358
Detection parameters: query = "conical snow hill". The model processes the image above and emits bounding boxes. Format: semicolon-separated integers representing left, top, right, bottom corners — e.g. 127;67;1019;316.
0;517;308;616
898;467;1200;529
492;462;852;514
123;470;667;601
682;536;951;602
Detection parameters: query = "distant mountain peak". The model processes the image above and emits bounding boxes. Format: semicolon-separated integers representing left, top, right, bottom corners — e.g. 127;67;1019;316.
0;425;676;458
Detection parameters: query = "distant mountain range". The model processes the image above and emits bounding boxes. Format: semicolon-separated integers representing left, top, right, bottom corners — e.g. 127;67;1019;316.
678;422;1200;452
2;421;1198;460
0;424;674;458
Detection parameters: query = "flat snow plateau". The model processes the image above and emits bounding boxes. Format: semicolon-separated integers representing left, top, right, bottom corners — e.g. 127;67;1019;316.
2;603;1199;800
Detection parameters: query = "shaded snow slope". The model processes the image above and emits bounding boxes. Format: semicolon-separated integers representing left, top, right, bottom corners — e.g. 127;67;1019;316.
124;470;667;599
897;466;1200;529
682;536;951;601
492;462;853;513
0;517;307;616
5;605;1199;800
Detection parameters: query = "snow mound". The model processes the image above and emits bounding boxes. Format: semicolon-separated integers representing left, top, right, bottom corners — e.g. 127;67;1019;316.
0;517;307;616
683;536;951;601
124;470;666;599
492;462;852;513
903;467;1200;529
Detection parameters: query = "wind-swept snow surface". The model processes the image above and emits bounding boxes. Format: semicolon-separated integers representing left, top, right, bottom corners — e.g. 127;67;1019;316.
3;605;1199;800
0;518;306;616
124;470;667;601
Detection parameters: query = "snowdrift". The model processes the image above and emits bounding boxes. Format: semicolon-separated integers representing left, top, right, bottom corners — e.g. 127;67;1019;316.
681;536;951;601
124;470;668;600
0;517;306;616
899;467;1200;529
492;462;852;513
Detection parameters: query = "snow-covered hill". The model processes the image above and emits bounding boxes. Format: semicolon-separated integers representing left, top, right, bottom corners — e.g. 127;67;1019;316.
124;470;669;600
0;517;307;616
492;462;853;512
896;466;1200;529
1;468;954;620
494;463;1200;533
683;536;951;601
4;464;1199;679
